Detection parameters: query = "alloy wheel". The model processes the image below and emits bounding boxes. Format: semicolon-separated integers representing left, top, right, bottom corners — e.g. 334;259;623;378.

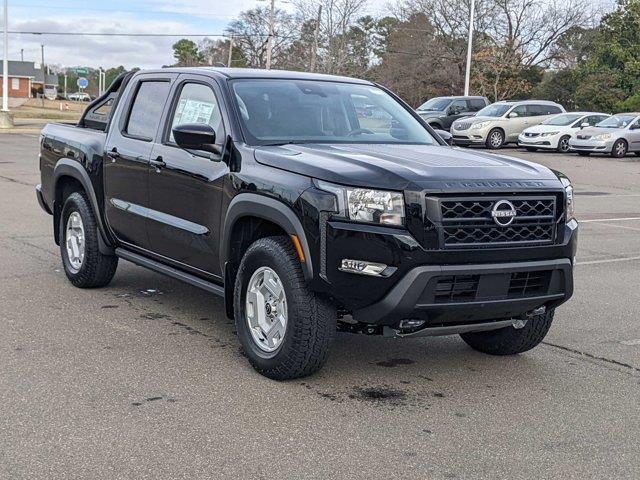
559;137;570;153
245;266;288;352
614;141;627;157
489;131;503;148
65;211;85;272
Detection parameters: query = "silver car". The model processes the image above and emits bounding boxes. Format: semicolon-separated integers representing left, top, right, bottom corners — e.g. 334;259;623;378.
451;100;565;149
569;113;640;158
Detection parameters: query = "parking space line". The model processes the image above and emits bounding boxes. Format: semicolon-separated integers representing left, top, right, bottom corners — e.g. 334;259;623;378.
594;222;640;232
577;255;640;266
581;217;640;223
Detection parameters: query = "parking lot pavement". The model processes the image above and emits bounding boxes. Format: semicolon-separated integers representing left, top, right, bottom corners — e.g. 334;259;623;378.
1;135;639;479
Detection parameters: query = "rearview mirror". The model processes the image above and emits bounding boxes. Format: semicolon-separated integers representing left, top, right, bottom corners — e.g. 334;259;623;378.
580;122;590;129
434;129;453;146
172;123;220;155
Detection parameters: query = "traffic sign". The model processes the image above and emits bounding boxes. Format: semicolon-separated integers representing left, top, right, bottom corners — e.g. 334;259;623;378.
74;67;89;75
77;77;89;89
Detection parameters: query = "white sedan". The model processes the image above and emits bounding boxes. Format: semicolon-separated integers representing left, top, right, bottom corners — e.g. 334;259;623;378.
518;112;610;153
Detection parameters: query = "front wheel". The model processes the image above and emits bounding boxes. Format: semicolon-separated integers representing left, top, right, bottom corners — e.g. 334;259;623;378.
557;135;571;153
234;236;336;380
611;139;628;158
60;192;118;288
486;129;505;149
460;309;555;355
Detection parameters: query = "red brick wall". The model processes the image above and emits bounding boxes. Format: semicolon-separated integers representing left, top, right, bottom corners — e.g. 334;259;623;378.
0;77;30;98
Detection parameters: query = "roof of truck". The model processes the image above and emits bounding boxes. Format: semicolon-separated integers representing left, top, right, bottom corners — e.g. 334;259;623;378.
147;67;373;85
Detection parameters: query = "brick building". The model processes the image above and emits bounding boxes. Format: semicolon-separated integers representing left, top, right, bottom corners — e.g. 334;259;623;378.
0;61;59;103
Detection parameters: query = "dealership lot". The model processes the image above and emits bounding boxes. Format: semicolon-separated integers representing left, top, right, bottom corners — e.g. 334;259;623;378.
1;134;639;479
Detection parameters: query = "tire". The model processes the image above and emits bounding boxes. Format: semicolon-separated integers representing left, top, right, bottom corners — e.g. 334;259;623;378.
429;123;442;130
611;139;628;158
577;152;590;157
485;129;505;149
634;152;640;157
525;147;537;152
234;236;336;380
460;309;554;356
557;135;571;153
60;192;118;288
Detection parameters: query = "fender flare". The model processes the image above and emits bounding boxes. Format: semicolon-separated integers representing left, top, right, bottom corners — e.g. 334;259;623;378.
53;158;113;252
222;193;313;280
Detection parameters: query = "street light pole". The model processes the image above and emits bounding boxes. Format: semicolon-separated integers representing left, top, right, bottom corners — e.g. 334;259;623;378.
464;0;476;96
265;0;275;70
2;0;9;112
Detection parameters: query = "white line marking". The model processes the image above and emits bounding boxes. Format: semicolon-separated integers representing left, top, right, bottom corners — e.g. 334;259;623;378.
596;222;640;232
576;255;640;266
581;217;640;223
577;194;640;198
620;339;640;346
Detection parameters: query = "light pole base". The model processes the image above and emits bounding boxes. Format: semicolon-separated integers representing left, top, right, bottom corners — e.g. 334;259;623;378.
0;111;14;129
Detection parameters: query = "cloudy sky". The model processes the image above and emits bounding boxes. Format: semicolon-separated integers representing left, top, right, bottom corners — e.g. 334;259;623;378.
4;0;616;70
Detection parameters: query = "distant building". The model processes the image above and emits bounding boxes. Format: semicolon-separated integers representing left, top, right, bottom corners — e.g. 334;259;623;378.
0;61;59;104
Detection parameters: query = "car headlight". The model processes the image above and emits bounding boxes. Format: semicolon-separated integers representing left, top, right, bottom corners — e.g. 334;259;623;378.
561;178;575;221
593;133;612;140
540;131;560;137
317;181;405;226
471;122;489;130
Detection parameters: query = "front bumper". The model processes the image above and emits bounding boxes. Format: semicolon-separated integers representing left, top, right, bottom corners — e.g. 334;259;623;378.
518;134;558;149
36;184;52;215
569;138;613;152
451;126;490;145
352;259;573;325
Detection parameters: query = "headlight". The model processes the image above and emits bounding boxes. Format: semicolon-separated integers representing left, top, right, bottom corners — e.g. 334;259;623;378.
317;181;405;226
593;133;612;140
471;122;489;130
561;178;575;221
540;131;560;137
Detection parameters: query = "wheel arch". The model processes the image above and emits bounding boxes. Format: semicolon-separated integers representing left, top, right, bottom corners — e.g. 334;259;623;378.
53;159;113;253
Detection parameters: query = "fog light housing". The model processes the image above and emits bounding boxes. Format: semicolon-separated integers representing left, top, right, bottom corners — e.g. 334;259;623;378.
339;259;395;277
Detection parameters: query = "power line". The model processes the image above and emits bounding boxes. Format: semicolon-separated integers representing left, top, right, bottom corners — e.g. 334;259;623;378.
14;3;237;19
3;31;283;38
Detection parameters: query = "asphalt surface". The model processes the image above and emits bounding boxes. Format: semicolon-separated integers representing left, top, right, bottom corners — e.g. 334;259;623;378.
1;135;639;479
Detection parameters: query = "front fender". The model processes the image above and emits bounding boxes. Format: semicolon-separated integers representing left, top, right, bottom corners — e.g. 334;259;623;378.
222;193;313;281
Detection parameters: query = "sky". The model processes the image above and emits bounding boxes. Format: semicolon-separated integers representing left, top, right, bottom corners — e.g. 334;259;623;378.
2;0;617;71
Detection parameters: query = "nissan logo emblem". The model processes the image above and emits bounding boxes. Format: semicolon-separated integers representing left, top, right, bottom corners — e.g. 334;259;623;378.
491;200;517;226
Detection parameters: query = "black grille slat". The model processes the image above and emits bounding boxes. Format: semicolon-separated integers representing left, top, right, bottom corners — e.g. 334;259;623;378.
507;271;552;297
434;275;480;303
436;196;557;249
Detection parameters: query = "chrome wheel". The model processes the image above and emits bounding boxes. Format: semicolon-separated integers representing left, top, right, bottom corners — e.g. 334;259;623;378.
559;137;570;153
65;212;85;272
489;131;503;148
245;267;288;353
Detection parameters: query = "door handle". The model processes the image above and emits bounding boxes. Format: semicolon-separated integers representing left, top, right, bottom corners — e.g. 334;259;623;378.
150;156;166;169
108;147;120;161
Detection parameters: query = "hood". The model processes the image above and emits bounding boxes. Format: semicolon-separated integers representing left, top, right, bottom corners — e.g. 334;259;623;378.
522;124;570;135
455;115;504;125
254;143;560;191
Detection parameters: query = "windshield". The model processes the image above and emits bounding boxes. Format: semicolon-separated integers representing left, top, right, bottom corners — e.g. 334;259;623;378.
597;115;637;128
476;104;511;117
417;98;451;112
542;114;583;126
232;79;436;146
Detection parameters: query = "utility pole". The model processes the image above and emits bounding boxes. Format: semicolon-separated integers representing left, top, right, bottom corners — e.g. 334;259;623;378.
227;36;233;67
40;43;45;107
265;0;275;70
20;48;23;61
309;5;322;72
64;73;67;99
2;0;9;113
463;0;476;96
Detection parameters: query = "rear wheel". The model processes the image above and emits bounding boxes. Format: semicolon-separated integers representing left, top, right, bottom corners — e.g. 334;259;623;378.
557;135;571;153
486;129;505;149
460;309;554;355
60;192;118;288
611;139;628;158
234;236;336;380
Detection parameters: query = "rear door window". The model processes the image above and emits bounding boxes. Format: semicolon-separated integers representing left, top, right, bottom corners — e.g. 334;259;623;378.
467;99;486;112
125;81;172;140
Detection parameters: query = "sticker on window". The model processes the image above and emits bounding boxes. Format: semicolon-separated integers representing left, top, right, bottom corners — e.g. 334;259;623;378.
175;99;216;125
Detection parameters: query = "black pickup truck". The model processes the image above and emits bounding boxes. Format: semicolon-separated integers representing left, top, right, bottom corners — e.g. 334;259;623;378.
36;68;578;380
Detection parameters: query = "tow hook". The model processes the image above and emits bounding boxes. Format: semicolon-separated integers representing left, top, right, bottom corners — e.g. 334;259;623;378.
513;306;547;329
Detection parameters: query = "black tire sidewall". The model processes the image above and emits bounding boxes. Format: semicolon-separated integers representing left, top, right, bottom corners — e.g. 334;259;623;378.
60;193;93;280
486;129;504;149
558;136;571;153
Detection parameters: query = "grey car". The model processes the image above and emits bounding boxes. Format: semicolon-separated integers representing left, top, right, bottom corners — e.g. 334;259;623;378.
416;96;489;131
569;113;640;158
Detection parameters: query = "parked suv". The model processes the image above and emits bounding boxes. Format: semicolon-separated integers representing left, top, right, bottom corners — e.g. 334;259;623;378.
518;112;610;153
451;100;566;149
569;113;640;158
416;96;489;131
36;69;577;380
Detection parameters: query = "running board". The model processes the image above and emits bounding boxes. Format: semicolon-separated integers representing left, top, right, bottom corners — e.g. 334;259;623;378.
115;248;224;297
383;319;518;338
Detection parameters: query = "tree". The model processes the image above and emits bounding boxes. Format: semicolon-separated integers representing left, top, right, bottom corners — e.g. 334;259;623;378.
199;38;248;67
172;39;204;67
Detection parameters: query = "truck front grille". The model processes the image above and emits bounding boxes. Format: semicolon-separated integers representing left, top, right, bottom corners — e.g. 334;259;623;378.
434;196;557;249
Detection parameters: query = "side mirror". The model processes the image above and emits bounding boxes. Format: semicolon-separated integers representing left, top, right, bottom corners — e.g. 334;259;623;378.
508;112;519;118
580;122;590;129
435;129;453;146
172;123;220;155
